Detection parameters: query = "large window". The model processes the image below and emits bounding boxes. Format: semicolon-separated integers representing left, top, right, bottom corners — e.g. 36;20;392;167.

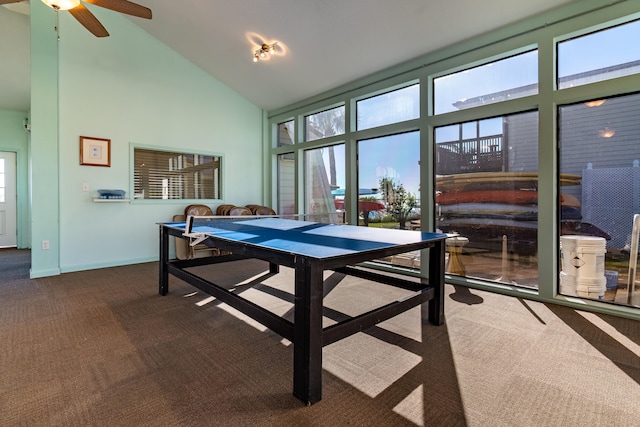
277;153;295;215
304;144;344;224
276;121;296;215
559;92;640;307
356;84;419;130
358;132;420;267
433;50;538;115
435;111;539;287
133;148;221;200
556;17;640;309
305;106;345;142
558;19;640;89
277;120;295;146
358;133;420;227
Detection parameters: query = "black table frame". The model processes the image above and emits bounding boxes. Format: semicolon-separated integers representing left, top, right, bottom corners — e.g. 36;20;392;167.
159;222;446;405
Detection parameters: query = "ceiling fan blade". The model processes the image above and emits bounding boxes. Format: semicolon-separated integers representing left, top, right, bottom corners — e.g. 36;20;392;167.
83;0;152;19
69;3;109;37
0;0;22;5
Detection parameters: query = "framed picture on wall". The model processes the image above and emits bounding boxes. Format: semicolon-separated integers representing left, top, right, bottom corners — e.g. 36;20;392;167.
80;136;111;167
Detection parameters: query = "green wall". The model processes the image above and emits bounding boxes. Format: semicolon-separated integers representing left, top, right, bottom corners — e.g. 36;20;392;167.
30;0;59;277
30;2;264;276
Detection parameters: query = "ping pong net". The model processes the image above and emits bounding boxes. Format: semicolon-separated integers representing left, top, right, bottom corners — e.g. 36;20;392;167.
183;213;343;247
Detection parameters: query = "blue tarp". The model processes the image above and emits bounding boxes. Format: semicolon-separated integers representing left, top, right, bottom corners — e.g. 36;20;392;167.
331;188;378;196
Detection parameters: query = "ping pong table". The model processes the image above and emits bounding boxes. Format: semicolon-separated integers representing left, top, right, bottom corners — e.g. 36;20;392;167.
158;216;447;405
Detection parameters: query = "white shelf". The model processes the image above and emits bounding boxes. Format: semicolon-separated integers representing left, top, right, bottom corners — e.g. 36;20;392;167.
93;198;131;203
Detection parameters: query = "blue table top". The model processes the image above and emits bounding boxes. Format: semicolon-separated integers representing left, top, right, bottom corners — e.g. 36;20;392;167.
165;217;446;259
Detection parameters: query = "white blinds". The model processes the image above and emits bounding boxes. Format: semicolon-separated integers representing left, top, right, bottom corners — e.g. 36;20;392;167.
133;148;221;200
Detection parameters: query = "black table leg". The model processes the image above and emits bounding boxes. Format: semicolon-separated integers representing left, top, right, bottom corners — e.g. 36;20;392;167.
159;225;169;296
269;262;280;274
428;240;445;325
292;256;323;405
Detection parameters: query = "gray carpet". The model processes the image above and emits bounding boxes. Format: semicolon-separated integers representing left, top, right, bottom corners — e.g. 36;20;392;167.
1;248;639;426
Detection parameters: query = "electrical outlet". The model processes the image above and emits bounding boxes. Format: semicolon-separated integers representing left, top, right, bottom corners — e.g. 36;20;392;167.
42;240;50;250
82;183;90;192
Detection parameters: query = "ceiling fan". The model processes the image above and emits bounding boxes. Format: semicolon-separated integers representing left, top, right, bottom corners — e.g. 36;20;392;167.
0;0;152;37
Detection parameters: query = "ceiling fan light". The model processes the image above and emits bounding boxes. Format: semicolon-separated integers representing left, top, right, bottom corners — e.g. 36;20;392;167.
599;127;616;138
41;0;81;11
585;99;606;107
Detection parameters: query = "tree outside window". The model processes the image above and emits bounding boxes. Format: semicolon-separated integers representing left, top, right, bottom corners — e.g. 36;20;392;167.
379;177;417;230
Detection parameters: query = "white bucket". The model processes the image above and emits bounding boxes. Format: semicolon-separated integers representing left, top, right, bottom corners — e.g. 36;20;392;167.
560;271;606;300
559;271;577;296
560;235;606;279
576;279;606;300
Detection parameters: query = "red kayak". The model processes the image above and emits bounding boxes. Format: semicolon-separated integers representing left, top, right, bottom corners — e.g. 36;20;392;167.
436;190;581;207
334;199;385;211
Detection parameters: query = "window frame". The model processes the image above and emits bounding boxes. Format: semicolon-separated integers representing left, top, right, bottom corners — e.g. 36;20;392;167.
130;143;224;203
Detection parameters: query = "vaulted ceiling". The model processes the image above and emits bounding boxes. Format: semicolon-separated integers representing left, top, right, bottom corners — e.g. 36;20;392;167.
1;0;577;113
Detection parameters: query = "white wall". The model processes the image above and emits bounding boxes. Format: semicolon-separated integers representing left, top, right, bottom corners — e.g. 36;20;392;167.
54;9;263;272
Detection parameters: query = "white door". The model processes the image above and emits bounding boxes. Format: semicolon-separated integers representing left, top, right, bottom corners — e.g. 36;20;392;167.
0;152;17;248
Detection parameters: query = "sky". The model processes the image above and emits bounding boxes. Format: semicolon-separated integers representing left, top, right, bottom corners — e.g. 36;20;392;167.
558;19;640;77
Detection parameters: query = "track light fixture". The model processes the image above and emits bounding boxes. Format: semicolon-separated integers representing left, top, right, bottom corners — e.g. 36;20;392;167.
253;42;277;62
